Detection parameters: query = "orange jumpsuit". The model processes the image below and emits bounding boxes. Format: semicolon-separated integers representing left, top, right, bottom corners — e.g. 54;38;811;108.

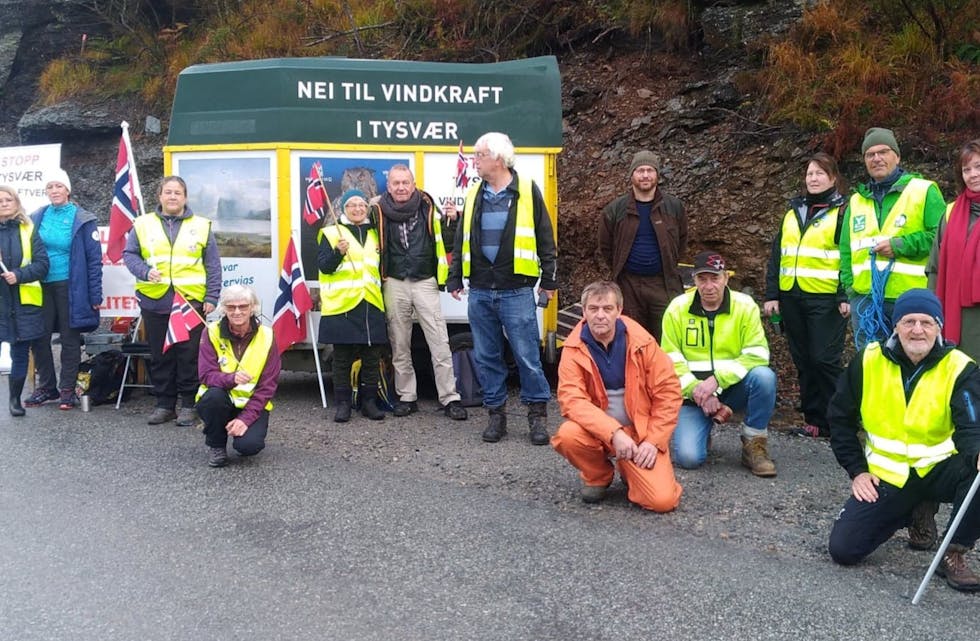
552;315;683;512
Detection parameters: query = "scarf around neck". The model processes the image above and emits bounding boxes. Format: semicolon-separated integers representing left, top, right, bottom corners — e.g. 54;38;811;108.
380;190;423;249
937;188;980;343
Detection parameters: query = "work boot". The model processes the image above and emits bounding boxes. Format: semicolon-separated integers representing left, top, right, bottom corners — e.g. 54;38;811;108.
360;389;385;421
443;400;468;420
147;407;177;425
937;544;980;592
528;402;549;446
482;405;507;443
8;377;25;417
393;400;418;417
740;435;777;477
333;387;352;423
175;407;199;427
907;500;939;550
581;484;608;504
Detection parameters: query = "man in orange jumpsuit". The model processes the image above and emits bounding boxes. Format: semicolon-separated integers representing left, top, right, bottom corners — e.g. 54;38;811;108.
552;280;683;511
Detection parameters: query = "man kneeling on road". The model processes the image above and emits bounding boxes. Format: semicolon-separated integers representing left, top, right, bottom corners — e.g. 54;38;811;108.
552;281;683;511
828;288;980;592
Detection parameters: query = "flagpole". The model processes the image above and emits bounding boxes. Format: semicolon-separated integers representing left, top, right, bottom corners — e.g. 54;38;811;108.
120;121;146;217
312;161;351;267
292;229;327;408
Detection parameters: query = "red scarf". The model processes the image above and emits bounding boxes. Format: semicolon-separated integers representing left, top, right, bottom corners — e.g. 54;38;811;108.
937;188;980;343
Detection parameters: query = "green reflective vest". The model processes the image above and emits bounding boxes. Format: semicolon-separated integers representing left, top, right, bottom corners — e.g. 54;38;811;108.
317;225;384;315
196;322;275;411
778;206;842;294
17;221;42;306
860;343;971;487
848;178;932;297
133;214;211;301
460;176;538;278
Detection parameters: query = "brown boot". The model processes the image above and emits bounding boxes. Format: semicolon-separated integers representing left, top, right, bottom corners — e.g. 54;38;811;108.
740;435;777;477
937;544;980;592
907;501;939;550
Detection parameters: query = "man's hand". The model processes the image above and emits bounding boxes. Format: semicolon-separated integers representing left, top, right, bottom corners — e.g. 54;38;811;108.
443;200;459;221
147;267;162;283
611;429;637;461
225;418;248;437
450;288;464;301
233;370;252;386
851;472;880;503
872;238;894;258
1;271;17;285
763;300;779;317
692;376;719;406
336;239;349;255
633;442;658;469
203;302;215;315
839;302;850;319
700;395;722;417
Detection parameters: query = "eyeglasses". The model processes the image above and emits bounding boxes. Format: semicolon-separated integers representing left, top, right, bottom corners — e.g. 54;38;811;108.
225;304;252;311
898;318;938;330
473;151;493;159
864;149;894;160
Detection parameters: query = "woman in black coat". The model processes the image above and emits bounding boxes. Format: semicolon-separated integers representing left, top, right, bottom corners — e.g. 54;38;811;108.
0;185;49;416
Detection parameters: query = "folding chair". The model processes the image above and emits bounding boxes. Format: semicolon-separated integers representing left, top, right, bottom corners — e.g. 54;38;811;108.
116;315;153;409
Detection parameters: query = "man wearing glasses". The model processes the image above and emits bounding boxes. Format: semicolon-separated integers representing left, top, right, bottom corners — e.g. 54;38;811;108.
828;288;980;593
839;127;946;351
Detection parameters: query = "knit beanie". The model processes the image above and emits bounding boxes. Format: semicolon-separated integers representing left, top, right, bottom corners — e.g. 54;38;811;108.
861;127;900;156
893;288;943;327
340;188;367;210
629;150;661;176
44;168;72;194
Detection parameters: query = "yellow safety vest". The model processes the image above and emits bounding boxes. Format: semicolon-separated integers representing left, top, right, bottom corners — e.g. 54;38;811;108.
848;178;932;297
860;343;971;487
133;214;211;301
317;225;384;314
196;322;275;411
460;176;539;277
17;221;42;306
778;206;842;294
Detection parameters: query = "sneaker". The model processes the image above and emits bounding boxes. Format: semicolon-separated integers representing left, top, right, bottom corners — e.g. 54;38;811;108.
175;407;199;427
147;407;178;425
908;501;939;550
23;388;59;407
740;435;777;477
393;400;418;417
207;446;228;468
937;545;980;592
581;484;608;504
58;390;78;410
790;424;822;438
443;400;468;420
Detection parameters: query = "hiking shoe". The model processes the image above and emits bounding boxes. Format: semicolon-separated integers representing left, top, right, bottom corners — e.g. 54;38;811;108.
147;407;177;425
740;435;777;477
908;501;939;550
581;484;608;504
482;407;507;443
938;545;980;592
207;446;228;468
790;424;822;438
58;390;78;410
23;388;59;407
175;407;199;427
443;400;468;420
333;400;352;423
393;400;418;417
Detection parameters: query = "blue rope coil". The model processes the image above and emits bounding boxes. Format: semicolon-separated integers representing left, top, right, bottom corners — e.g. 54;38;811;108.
854;249;894;348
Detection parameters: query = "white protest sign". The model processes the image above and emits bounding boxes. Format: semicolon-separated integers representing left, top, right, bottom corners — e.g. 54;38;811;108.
0;143;62;213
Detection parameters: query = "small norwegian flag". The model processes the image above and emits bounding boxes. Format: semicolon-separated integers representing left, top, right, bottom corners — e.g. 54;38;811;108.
272;237;314;354
162;292;202;353
455;140;469;190
303;163;327;226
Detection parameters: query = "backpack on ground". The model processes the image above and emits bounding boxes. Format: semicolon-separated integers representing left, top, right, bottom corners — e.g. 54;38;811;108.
350;356;396;411
83;350;128;406
451;348;483;407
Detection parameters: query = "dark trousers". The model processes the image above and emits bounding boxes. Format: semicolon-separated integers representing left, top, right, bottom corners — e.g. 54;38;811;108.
780;294;846;431
331;343;385;392
142;308;205;410
829;453;980;565
32;280;84;392
616;271;677;343
7;340;31;380
196;388;269;454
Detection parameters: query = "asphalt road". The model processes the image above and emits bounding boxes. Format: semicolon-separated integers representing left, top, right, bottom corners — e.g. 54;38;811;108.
2;384;979;641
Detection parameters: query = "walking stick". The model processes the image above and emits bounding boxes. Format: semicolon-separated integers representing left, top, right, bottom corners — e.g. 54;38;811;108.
912;470;980;604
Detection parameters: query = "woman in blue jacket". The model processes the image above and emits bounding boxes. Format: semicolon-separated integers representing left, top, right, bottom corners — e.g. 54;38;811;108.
0;185;49;416
24;169;103;410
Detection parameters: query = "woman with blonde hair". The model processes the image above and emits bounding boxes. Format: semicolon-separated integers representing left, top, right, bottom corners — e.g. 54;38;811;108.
0;185;49;416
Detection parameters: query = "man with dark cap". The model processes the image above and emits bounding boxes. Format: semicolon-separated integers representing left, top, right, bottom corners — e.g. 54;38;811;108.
840;127;946;350
828;288;980;593
661;251;778;477
599;150;687;342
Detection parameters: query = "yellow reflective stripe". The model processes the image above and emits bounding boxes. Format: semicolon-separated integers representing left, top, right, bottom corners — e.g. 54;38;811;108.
741;346;770;359
852;261;925;276
790;267;839;279
678;373;698;389
684;359;714;370
514;226;536;239
851;236;885;251
514;248;538;261
725;362;749;379
908;438;956;460
866;451;908;475
788;247;840;259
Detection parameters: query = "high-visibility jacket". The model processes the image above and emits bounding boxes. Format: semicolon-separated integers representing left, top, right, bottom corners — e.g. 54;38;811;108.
133;214;211;301
196;322;275;411
460;176;538;277
318;225;383;314
848;178;932;297
860;342;971;487
661;289;770;397
375;195;449;284
17;221;42;306
778;205;842;294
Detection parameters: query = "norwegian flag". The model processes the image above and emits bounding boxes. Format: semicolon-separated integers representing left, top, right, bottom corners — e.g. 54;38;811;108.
162;295;191;353
175;291;203;331
303;163;327;226
106;123;143;262
272;237;314;354
455;140;469;189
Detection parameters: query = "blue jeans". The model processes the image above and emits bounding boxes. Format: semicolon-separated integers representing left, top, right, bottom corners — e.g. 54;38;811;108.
467;287;551;407
671;366;777;469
